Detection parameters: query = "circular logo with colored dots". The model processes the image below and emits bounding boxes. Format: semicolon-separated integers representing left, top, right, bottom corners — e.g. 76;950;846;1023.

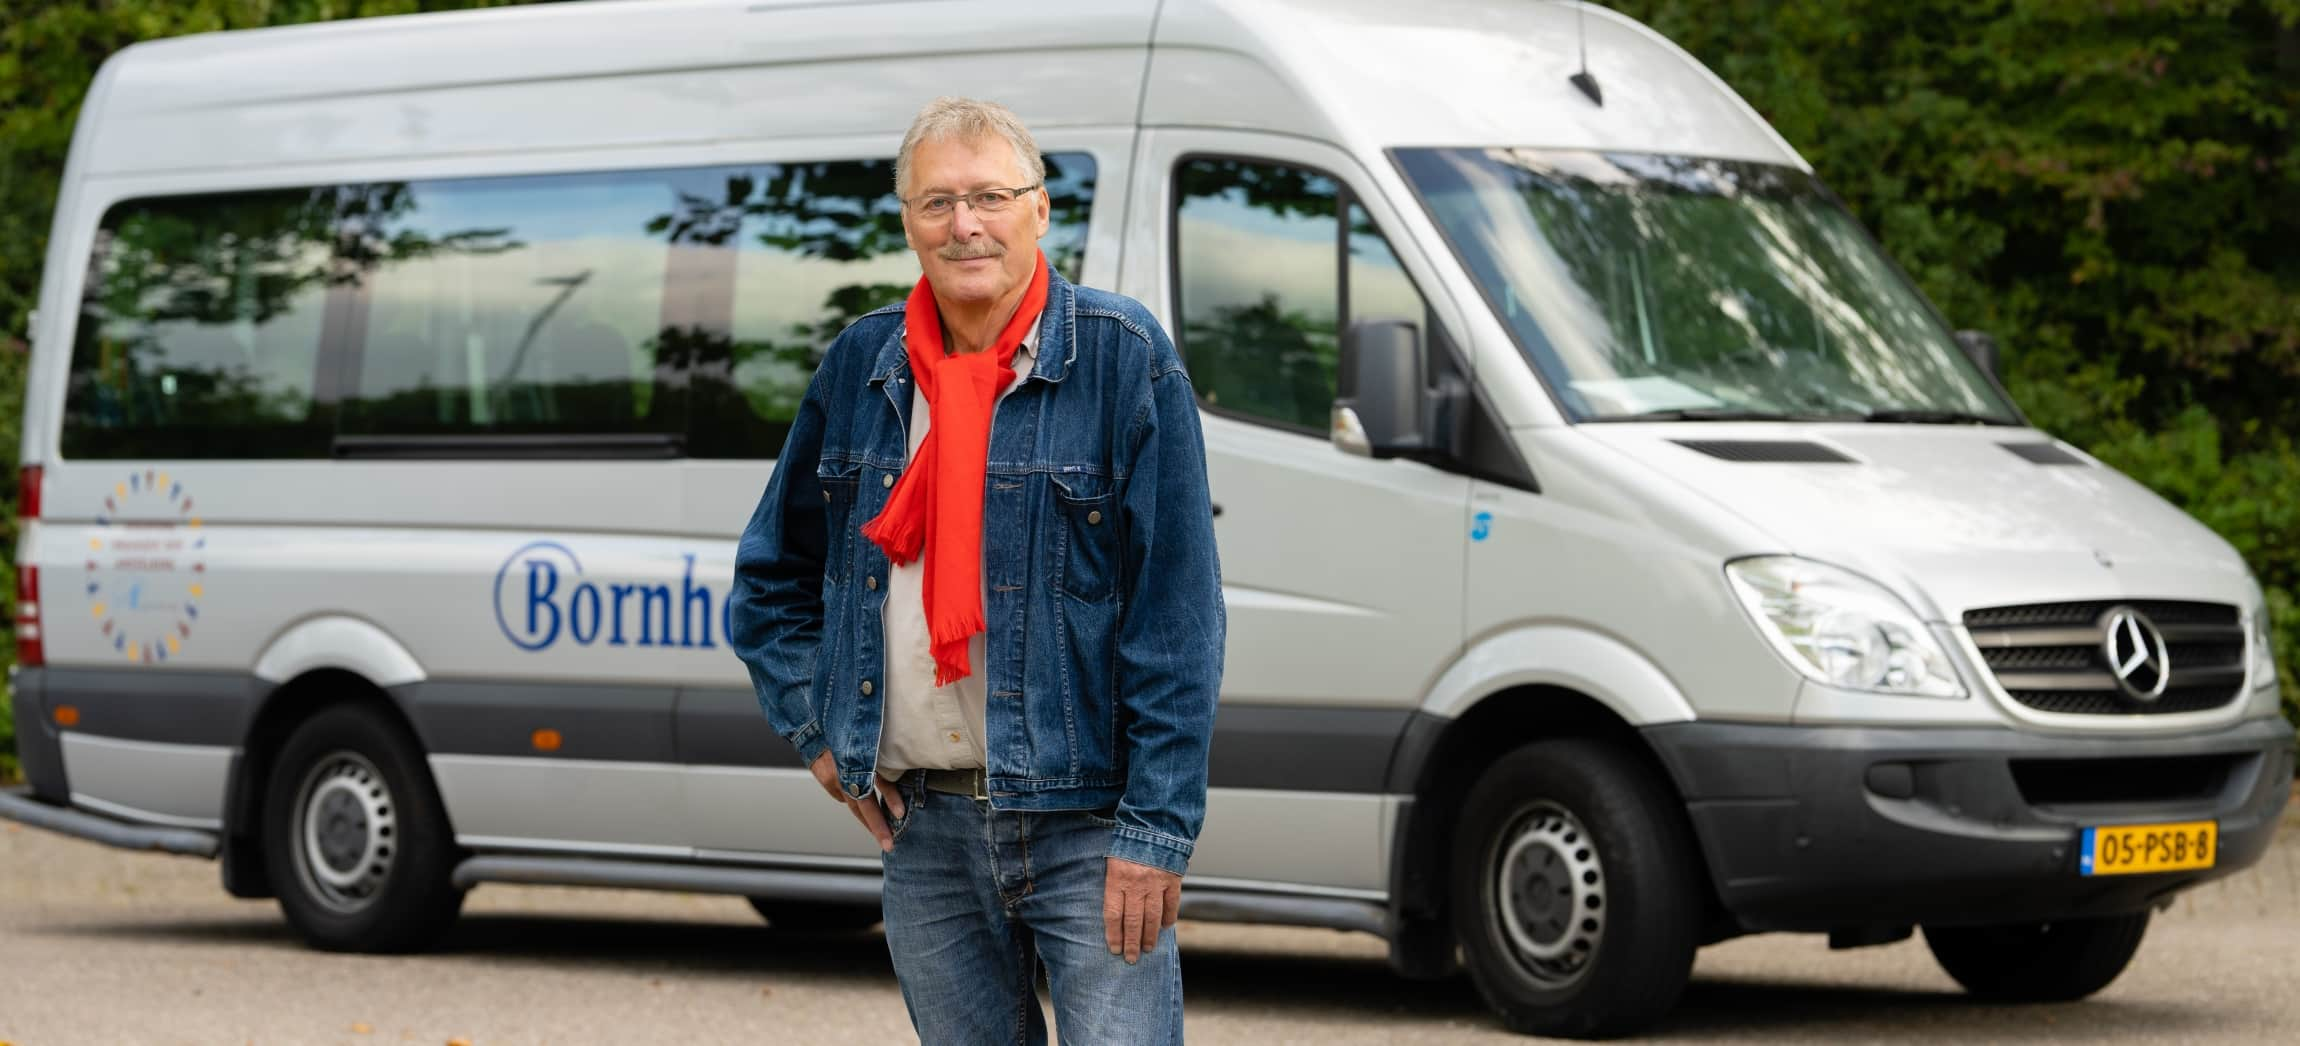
86;469;205;664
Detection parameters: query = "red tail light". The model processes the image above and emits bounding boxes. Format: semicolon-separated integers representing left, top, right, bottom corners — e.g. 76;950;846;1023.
18;464;38;521
15;563;39;668
16;465;41;667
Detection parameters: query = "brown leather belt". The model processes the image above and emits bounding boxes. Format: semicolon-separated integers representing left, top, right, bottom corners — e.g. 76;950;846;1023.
921;767;989;800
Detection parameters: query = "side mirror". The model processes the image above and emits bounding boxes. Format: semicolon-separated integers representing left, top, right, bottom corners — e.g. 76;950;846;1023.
1334;319;1428;458
1954;329;2000;379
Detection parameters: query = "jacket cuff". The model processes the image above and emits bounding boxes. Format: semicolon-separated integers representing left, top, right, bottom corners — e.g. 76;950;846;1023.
1107;825;1193;876
782;721;828;768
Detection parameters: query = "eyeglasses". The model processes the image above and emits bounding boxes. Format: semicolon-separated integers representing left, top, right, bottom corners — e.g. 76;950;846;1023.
905;183;1042;219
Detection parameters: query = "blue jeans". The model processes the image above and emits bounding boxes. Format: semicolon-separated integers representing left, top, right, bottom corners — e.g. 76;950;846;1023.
879;775;1184;1045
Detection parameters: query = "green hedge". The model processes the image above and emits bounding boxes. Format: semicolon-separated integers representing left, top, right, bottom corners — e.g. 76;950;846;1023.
0;2;2293;787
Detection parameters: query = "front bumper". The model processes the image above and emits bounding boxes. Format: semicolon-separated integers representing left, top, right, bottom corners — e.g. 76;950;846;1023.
1643;715;2293;932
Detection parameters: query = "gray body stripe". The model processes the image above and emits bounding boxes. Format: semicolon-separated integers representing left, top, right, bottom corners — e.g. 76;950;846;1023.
676;686;804;769
1204;703;1414;793
32;669;1412;794
37;668;256;748
400;680;679;762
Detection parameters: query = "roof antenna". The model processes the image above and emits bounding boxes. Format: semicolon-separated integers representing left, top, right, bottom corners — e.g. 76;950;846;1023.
1568;1;1603;106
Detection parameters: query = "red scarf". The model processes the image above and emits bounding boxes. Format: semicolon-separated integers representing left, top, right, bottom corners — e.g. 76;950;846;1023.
861;251;1050;686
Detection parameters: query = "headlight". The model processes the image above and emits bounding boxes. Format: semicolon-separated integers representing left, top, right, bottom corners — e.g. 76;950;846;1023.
1726;557;1965;698
2248;594;2280;692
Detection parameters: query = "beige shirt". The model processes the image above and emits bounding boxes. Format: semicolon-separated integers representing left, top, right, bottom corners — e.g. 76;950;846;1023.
875;318;1040;775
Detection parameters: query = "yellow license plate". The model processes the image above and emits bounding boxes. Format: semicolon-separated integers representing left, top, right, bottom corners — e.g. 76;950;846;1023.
2080;821;2217;876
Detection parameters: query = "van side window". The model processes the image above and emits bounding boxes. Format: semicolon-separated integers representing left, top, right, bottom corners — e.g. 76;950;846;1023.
340;174;680;441
1174;159;1429;434
686;152;1097;458
59;154;1096;460
62;190;337;458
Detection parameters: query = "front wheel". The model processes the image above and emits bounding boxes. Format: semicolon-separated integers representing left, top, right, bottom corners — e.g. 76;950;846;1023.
263;702;465;952
1449;738;1704;1039
1924;912;2150;1001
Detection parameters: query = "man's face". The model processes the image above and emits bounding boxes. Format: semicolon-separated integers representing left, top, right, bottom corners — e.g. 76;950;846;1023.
901;134;1050;309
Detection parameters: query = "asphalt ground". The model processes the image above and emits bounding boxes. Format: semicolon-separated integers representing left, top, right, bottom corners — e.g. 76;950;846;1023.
2;788;2296;1045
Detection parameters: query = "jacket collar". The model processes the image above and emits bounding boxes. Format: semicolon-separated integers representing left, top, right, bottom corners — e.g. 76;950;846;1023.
869;265;1078;387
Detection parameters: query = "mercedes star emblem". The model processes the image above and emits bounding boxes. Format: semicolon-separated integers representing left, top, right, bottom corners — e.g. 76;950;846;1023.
2099;606;2172;702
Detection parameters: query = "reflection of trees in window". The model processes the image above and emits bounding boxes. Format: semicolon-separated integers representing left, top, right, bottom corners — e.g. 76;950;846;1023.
65;185;519;457
1176;158;1344;432
1184;294;1336;431
681;153;1098;458
63;153;1101;460
1403;149;2005;419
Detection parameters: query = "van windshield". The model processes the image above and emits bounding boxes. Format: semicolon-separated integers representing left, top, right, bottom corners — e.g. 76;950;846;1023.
1393;148;2018;423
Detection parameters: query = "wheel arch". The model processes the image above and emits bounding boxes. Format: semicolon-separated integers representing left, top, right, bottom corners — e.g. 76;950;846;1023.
220;666;434;899
1381;682;1726;977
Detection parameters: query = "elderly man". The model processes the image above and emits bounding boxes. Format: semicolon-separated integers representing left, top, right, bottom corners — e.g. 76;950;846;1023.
729;96;1224;1043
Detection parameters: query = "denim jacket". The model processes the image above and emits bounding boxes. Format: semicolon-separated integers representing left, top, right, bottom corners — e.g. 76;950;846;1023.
729;270;1225;876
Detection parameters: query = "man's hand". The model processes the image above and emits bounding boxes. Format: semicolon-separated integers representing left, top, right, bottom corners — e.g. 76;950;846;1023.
1103;857;1182;964
809;751;905;852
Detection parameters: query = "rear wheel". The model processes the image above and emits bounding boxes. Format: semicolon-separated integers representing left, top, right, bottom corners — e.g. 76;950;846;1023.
1449;738;1704;1039
746;897;883;931
1924;912;2150;1001
263;702;464;952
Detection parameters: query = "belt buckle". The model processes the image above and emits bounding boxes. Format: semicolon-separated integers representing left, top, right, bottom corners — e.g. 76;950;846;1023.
966;768;988;801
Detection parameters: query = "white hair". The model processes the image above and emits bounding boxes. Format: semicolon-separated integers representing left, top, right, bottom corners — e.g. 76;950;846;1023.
894;96;1045;199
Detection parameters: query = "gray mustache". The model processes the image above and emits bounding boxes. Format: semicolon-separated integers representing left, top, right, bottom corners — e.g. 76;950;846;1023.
937;242;1006;261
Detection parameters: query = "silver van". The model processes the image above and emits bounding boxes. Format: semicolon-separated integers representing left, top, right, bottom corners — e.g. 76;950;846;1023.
5;0;2287;1036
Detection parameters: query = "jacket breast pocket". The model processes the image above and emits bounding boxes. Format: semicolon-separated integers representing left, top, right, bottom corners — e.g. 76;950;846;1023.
816;460;863;582
1052;474;1119;604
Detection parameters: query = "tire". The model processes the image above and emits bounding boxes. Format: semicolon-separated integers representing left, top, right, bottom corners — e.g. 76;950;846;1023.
1449;738;1704;1039
1923;912;2150;1002
262;701;465;952
746;897;884;932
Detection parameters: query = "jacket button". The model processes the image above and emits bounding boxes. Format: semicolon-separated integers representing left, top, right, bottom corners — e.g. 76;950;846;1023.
866;576;879;590
882;474;895;488
1086;510;1103;525
860;680;874;696
821;488;830;500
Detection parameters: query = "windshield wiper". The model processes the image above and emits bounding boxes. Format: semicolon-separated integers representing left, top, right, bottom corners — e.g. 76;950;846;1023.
1862;409;2011;425
1608;407;1846;422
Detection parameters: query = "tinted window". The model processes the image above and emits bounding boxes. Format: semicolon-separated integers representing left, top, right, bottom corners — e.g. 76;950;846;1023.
1174;159;1429;434
62;154;1096;459
690;153;1097;457
341;176;678;439
63;190;338;458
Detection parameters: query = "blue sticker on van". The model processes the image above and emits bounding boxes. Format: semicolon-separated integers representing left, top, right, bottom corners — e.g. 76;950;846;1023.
1471;511;1494;542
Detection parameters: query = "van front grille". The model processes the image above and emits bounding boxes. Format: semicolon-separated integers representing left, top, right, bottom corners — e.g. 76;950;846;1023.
1964;600;2247;716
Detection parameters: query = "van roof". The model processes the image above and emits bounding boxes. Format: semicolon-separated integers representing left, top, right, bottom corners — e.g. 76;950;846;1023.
80;0;1803;178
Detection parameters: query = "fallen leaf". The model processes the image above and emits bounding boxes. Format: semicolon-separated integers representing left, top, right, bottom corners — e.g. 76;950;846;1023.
447;1038;473;1046
759;986;774;997
352;1023;373;1035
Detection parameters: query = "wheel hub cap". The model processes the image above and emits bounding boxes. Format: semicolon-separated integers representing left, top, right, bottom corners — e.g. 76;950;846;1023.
293;752;398;913
1493;802;1606;987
